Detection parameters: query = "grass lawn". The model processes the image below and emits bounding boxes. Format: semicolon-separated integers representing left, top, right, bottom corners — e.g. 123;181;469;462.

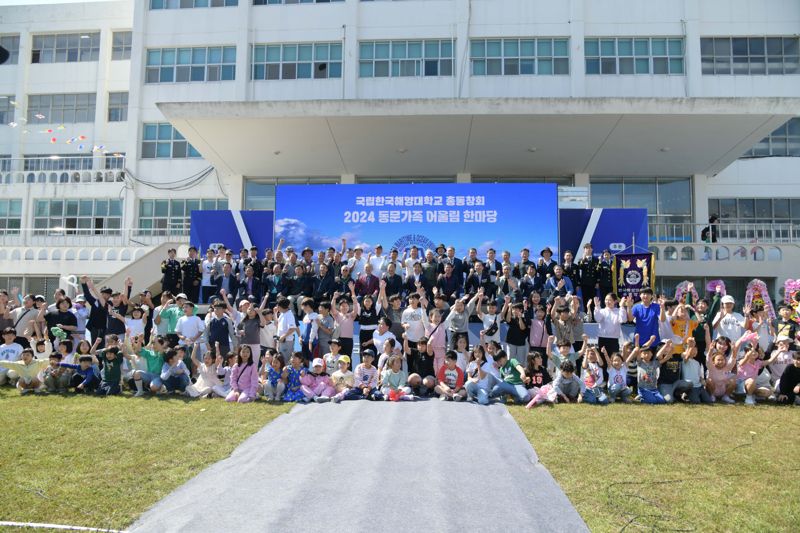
509;404;800;533
0;388;291;530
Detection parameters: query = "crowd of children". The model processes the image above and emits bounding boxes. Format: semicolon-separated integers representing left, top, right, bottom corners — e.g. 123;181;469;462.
1;242;798;408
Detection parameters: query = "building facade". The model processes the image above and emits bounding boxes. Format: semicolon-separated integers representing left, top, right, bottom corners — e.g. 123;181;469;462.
0;0;798;301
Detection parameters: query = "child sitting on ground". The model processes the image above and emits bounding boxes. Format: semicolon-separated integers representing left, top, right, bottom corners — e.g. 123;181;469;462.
552;360;583;403
262;350;287;401
602;347;632;403
300;358;335;403
435;351;466;401
0;348;49;394
186;342;222;398
42;352;70;393
546;335;578;376
767;335;796;393
282;352;307;402
489;349;530;404
344;349;383;401
680;338;712;404
381;355;415;401
579;338;608;405
323;338;343;376
226;345;259;403
736;333;781;405
523;351;552;400
160;348;190;395
330;355;354;403
60;355;98;393
625;334;664;404
776;351;800;405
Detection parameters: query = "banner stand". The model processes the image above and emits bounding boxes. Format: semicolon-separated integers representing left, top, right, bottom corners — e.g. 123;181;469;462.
612;234;655;302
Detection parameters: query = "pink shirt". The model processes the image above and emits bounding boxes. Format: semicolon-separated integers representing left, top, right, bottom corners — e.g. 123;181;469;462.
737;359;763;380
426;322;447;349
331;300;359;339
528;318;548;348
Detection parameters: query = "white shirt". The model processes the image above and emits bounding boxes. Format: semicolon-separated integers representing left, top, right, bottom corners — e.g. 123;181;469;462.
401;306;428;342
302;311;320;342
713;312;745;341
607;366;627;388
594;306;627;339
175;315;205;346
404;256;420;277
0;342;23;363
202;259;216;286
480;313;501;344
348;256;368;277
11;307;37;337
369;255;385;274
260;322;277;349
455;350;468;373
372;330;398;354
277;309;297;338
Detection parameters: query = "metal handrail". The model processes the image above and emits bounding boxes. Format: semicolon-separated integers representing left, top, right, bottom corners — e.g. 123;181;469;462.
0;228;190;247
648;222;798;244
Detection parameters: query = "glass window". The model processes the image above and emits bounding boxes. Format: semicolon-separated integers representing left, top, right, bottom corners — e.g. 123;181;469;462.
360;39;453;78
136;198;227;236
585;37;684;75
26;92;96;124
252;42;342;80
0;35;20;65
701;36;799;75
141;122;201;159
0;199;23;235
470;37;569;76
253;0;342;4
657;178;692;215
31;32;100;64
589;180;623;208
33;199;122;235
146;46;236;83
742;118;800;158
0;96;14;125
245;181;277;210
112;31;132;60
151;0;237;8
107;92;128;122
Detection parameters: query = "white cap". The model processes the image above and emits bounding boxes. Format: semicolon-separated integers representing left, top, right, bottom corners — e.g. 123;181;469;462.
721;295;735;304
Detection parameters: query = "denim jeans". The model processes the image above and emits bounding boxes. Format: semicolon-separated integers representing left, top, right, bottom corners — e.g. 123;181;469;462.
582;386;608;405
687;385;712;404
489;380;531;404
163;373;190;392
607;383;631;403
466;379;493;405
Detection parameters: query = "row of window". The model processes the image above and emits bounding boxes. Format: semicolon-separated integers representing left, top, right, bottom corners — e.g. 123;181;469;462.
0;198;227;236
5;32;799;77
709;197;800;223
141;123;201;159
1;92;128;125
742;118;800;158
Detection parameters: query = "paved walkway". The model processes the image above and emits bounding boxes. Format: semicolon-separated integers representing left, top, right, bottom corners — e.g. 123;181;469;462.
130;401;587;533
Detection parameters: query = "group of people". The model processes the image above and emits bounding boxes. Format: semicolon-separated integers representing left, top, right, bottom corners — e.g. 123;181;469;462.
1;239;798;407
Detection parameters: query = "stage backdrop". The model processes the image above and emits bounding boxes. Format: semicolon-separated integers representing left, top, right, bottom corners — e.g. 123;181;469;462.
274;184;558;257
190;210;274;254
559;208;648;254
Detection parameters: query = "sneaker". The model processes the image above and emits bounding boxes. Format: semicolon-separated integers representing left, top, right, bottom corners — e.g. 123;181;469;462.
768;394;776;402
721;394;735;405
454;395;464;402
439;395;448;401
332;395;342;403
134;390;147;397
57;389;67;394
20;388;33;395
315;396;330;403
745;394;756;406
709;395;716;403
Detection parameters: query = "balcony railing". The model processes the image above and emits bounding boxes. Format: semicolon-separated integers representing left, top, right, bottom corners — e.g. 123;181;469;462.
0;228;189;248
0;156;126;186
649;222;799;244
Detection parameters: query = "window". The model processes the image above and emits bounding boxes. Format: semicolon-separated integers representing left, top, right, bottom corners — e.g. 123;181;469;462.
709;197;800;224
107;92;128;122
24;154;93;171
31;32;100;64
591;177;692;242
471;38;569;76
0;199;22;235
112;31;132;60
27;93;96;124
0;96;14;124
33;199;122;235
742;118;800;157
0;35;20;65
146;46;236;83
252;42;342;80
254;0;342;3
359;39;453;78
104;153;126;169
137;198;228;235
150;0;237;8
472;176;574;186
585;37;684;75
0;155;10;172
701;37;799;75
141;123;201;159
245;177;339;210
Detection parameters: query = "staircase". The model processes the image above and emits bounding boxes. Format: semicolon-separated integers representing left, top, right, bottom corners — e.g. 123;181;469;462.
96;242;189;300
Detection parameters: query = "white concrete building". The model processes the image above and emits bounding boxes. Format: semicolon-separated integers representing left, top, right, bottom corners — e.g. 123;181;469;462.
0;0;798;302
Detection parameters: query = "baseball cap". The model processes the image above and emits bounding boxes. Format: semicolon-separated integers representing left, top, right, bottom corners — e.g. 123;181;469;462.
100;287;113;294
361;348;376;359
775;335;793;343
375;244;383;249
176;293;188;300
721;295;735;304
329;338;342;346
338;355;351;365
34;294;46;301
74;295;86;303
311;358;324;368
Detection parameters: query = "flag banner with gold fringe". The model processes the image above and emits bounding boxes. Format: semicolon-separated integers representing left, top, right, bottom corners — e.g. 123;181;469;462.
612;252;655;302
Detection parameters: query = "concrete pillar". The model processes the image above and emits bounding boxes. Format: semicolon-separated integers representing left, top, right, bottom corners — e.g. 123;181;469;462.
683;0;701;97
456;172;471;183
569;0;586;97
225;174;244;210
341;173;356;184
573;172;590;189
235;0;251;101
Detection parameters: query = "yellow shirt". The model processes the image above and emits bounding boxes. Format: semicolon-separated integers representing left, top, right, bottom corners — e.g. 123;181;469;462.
0;359;49;381
670;317;698;353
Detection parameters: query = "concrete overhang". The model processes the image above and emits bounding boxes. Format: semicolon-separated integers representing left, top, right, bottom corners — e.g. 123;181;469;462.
158;97;800;178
